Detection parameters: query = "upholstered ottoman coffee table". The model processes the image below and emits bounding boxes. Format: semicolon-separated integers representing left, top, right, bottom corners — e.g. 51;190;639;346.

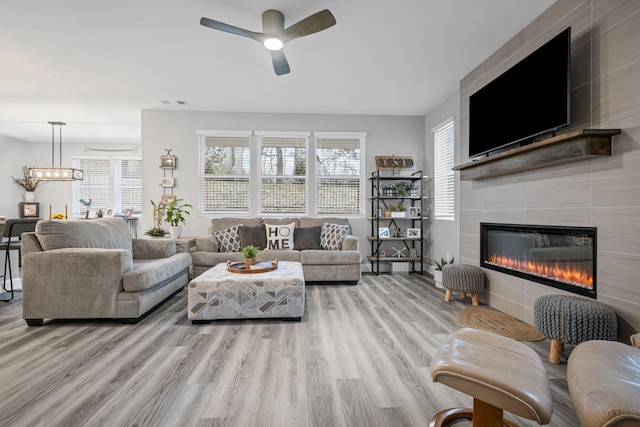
188;261;305;322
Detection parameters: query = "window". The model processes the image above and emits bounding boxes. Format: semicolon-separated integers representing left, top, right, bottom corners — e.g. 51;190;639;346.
71;157;142;216
258;133;308;215
433;118;455;220
315;133;364;215
199;132;252;214
198;130;366;216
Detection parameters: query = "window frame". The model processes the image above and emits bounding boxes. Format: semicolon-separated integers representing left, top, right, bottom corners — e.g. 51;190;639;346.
197;130;366;217
433;118;455;221
71;155;142;217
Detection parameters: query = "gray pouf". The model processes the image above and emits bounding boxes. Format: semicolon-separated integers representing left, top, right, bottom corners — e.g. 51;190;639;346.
534;294;617;364
442;264;484;306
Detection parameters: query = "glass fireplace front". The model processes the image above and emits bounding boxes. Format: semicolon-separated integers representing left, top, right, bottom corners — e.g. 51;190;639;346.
480;223;597;298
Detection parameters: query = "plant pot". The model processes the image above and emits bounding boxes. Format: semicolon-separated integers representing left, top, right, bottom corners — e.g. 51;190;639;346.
23;191;36;202
169;225;182;239
244;258;255;269
434;270;444;289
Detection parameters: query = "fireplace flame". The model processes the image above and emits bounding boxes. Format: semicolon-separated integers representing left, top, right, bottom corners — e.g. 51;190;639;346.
489;254;593;288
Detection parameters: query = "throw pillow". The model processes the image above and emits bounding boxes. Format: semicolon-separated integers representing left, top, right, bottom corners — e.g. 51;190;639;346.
294;226;322;250
265;222;295;250
239;224;267;249
212;224;242;252
321;223;350;250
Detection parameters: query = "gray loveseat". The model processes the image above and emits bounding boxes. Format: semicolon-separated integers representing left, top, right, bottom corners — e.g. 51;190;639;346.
192;217;361;284
21;217;192;325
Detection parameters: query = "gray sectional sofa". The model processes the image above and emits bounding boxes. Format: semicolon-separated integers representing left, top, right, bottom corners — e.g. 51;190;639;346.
21;217;192;325
192;217;361;284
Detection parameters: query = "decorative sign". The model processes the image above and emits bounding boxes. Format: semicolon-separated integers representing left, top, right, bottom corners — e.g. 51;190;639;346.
375;156;414;171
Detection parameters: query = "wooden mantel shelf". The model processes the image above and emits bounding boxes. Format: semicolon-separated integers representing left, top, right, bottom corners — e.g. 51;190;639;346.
453;129;621;180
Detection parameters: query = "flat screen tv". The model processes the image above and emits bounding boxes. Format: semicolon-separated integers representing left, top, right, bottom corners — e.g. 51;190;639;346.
469;27;571;158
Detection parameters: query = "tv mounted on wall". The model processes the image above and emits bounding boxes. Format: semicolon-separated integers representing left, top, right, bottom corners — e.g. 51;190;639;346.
469;27;571;158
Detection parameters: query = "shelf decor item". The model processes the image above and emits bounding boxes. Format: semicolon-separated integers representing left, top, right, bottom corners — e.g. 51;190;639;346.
375;155;414;171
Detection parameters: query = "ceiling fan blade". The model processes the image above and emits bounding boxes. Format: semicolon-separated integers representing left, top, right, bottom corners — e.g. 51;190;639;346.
280;9;336;43
270;49;290;76
200;17;263;43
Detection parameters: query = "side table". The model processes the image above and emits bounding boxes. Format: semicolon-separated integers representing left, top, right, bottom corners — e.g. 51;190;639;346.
175;236;197;254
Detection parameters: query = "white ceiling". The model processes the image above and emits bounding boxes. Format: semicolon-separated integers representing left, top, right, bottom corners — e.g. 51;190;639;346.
0;0;555;144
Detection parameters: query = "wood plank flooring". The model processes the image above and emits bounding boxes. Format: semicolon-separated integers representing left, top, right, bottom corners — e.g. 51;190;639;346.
0;274;579;427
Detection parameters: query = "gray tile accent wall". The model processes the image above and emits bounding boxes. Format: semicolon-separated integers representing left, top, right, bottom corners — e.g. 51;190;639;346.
459;0;640;339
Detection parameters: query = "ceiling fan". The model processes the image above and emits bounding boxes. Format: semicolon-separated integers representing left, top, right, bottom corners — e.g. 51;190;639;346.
200;9;336;76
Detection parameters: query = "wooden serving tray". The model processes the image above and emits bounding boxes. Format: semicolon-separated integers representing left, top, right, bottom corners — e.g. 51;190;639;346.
226;260;278;274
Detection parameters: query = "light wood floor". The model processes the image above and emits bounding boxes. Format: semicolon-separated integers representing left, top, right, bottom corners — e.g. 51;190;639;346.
0;274;579;427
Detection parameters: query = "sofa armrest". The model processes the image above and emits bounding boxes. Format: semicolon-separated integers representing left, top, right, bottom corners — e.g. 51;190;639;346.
22;248;133;319
342;235;359;251
196;235;218;252
132;238;176;259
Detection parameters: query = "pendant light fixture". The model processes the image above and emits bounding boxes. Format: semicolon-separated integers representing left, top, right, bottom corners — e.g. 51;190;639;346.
29;121;83;181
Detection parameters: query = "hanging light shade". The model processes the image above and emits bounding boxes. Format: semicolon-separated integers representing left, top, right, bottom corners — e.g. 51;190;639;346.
29;121;83;181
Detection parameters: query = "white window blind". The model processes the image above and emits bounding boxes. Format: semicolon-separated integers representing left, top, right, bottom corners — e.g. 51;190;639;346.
197;130;366;216
316;135;363;215
199;134;251;214
433;119;455;220
260;136;307;215
72;157;142;217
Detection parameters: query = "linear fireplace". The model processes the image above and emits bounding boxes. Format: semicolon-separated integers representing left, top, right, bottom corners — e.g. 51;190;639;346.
480;223;596;298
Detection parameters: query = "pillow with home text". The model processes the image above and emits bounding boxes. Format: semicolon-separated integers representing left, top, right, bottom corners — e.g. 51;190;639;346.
265;223;295;250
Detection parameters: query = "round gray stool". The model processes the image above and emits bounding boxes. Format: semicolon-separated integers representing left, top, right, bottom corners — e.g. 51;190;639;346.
442;264;484;306
534;294;617;364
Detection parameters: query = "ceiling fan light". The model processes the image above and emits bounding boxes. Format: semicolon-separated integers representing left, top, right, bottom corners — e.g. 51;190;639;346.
264;38;283;51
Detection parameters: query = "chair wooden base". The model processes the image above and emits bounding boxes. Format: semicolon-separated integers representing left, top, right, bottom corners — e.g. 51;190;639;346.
430;398;519;427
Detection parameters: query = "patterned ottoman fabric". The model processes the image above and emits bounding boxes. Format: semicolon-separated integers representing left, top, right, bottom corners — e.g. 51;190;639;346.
534;294;617;345
188;261;305;321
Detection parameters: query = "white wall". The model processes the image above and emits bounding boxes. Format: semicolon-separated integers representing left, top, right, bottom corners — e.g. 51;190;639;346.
141;110;425;268
0;137;139;221
457;0;640;339
424;93;461;271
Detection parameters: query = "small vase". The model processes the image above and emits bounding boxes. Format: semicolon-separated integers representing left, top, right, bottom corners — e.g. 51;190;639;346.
169;225;182;239
434;270;444;289
23;191;36;202
244;258;255;269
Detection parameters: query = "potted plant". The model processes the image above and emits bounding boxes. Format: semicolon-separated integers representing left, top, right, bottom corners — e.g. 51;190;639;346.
434;254;454;288
145;200;168;237
164;198;193;238
390;202;406;218
12;165;42;202
242;245;260;269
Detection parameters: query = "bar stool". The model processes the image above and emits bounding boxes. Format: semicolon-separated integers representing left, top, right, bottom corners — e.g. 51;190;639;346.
1;218;40;301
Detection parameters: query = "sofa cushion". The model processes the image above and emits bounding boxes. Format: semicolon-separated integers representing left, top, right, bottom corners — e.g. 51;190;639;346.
35;217;132;252
208;218;262;235
321;223;350;250
265;222;295;250
213;224;242;252
124;253;192;292
301;249;361;265
294;226;322;250
239;224;267;249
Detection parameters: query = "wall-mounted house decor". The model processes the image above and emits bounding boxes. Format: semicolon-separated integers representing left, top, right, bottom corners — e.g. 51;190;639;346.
160;149;177;169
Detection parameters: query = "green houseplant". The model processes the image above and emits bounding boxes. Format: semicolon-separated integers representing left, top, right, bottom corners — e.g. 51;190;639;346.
242;245;260;268
165;198;193;238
